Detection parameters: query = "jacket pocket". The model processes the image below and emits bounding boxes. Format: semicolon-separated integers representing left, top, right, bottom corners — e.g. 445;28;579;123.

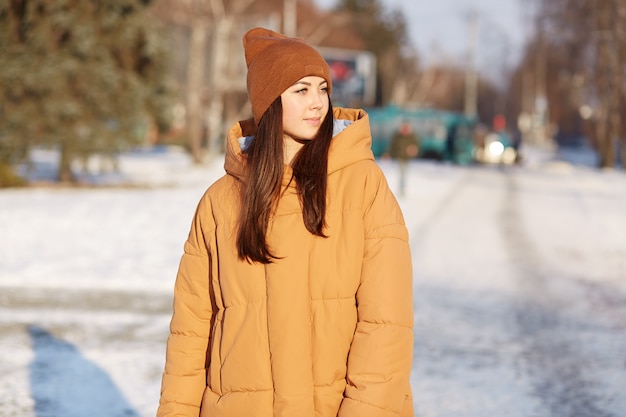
208;309;223;394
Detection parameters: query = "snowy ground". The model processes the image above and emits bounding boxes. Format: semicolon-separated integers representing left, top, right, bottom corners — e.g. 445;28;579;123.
1;143;625;417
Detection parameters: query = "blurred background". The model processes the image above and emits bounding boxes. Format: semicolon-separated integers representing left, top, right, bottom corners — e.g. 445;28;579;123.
1;0;625;186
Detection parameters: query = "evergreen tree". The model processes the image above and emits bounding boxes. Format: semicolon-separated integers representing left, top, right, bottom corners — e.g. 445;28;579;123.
0;0;172;183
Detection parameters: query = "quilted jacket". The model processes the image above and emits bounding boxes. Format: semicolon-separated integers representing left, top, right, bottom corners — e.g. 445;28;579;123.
157;107;414;417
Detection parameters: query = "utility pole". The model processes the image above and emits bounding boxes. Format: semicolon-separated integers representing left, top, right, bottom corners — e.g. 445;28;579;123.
534;10;549;145
464;9;478;118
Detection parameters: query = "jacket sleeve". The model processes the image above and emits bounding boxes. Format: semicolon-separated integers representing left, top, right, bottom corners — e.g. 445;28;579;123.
157;196;215;417
339;165;414;417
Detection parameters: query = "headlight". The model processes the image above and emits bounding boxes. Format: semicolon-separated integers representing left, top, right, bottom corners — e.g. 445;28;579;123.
488;141;505;156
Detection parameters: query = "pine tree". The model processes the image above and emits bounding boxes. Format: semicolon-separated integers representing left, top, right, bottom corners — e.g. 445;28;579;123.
0;0;172;183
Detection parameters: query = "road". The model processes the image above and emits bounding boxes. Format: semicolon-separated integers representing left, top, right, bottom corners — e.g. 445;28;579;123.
1;153;625;417
406;162;626;417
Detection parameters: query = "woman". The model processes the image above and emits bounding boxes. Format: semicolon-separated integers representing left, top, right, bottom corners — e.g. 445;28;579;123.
157;27;414;417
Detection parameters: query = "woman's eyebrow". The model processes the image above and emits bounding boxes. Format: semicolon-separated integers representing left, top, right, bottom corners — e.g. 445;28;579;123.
292;80;328;87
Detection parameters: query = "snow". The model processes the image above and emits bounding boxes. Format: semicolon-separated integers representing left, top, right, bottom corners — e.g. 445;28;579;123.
1;142;625;417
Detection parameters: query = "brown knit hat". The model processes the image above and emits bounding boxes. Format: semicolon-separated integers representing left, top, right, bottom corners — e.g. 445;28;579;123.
244;27;332;125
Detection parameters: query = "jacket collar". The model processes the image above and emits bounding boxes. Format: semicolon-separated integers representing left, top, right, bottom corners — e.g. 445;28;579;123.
224;107;374;182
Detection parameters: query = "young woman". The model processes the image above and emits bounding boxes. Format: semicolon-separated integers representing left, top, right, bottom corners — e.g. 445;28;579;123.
157;27;414;417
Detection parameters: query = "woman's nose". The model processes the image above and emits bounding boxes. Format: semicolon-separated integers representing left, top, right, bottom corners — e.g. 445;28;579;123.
310;91;324;108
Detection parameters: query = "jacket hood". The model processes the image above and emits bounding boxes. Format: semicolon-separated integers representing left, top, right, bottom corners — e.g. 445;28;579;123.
224;107;374;181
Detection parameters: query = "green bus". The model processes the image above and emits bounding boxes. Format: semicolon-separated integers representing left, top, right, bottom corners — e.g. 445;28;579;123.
365;105;478;165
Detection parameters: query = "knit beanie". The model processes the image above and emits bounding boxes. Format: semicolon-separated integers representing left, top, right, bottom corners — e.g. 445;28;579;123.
243;27;332;125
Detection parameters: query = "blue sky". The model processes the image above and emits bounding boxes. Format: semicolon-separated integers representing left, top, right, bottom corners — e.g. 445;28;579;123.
314;0;531;82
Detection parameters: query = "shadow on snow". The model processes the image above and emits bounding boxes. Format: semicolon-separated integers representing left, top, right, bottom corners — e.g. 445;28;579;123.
28;325;140;417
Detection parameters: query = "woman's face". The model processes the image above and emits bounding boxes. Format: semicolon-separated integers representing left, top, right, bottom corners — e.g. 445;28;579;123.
280;76;329;141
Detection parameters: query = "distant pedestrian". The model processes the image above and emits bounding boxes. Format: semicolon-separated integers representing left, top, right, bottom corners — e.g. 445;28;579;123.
156;27;414;417
389;122;419;196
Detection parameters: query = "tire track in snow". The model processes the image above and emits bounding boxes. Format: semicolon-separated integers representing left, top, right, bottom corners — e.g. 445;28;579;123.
499;169;620;417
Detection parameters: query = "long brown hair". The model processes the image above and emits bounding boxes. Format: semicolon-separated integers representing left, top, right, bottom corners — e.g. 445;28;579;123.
237;97;334;264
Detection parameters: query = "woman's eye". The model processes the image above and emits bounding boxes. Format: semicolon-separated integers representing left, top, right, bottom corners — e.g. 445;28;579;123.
295;88;307;94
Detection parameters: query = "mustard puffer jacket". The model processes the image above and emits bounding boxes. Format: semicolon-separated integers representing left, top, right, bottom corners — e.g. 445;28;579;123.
157;107;414;417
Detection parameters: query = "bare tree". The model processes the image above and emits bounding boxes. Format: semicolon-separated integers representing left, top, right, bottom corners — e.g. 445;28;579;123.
596;0;625;167
152;0;260;163
205;0;256;159
151;0;422;162
186;1;211;164
537;0;626;168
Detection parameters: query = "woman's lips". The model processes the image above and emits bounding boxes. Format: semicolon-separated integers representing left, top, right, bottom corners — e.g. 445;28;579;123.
305;117;321;126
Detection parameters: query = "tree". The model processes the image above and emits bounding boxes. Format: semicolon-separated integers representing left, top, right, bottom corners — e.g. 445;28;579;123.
149;0;421;163
333;0;417;105
412;64;502;126
150;0;259;163
0;0;172;183
533;0;626;168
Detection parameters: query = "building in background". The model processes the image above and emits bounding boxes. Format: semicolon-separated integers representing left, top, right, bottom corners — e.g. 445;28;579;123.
319;47;377;108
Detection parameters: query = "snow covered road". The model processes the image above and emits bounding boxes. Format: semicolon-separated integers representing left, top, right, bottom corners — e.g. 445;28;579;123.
407;162;626;416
